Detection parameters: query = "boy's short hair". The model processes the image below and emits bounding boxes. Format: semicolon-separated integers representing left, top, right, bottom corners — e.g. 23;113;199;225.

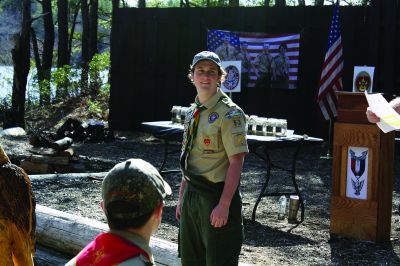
102;159;171;229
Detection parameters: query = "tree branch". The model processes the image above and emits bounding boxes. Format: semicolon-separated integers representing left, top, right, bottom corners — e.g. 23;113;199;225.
31;12;50;23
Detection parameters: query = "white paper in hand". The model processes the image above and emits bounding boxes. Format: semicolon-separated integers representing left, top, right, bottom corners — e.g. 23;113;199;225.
364;91;400;133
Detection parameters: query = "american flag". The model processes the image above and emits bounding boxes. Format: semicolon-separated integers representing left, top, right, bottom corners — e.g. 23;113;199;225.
316;1;343;120
207;29;300;89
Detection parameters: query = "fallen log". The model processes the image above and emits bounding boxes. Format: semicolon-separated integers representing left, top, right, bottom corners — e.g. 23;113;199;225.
36;205;181;266
35;245;70;265
51;137;73;151
29;154;70;165
30;172;108;181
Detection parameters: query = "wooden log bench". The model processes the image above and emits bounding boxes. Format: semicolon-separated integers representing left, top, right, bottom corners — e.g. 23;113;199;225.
36;205;180;265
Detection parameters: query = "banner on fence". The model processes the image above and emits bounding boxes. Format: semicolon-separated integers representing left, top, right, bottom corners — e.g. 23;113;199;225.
207;29;300;89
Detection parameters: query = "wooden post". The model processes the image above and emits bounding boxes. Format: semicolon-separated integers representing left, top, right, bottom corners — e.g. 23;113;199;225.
330;91;394;242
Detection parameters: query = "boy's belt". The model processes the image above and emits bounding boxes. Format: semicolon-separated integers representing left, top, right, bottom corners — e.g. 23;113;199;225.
182;169;224;197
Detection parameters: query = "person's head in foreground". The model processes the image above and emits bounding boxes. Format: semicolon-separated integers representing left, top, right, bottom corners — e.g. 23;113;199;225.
66;158;171;266
102;158;172;232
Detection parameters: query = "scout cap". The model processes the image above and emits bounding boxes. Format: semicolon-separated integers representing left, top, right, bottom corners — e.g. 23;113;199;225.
102;158;172;219
191;51;222;70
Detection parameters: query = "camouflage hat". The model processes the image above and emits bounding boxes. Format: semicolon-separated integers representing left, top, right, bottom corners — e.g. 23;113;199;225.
102;159;172;219
191;51;222;69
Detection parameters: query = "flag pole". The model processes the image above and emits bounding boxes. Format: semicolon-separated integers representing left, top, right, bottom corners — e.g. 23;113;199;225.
320;118;333;159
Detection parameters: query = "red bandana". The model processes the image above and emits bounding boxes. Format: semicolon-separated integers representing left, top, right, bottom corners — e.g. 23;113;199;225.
76;232;150;266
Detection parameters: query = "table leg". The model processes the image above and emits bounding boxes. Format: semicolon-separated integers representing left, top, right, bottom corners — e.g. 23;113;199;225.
251;146;272;222
158;139;181;176
289;141;305;223
251;141;306;224
158;139;169;173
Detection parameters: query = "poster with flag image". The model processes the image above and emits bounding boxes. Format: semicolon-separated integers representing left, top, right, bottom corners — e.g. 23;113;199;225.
316;0;344;121
207;29;300;89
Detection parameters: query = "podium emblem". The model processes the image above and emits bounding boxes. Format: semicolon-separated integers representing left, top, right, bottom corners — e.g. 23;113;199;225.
346;147;368;200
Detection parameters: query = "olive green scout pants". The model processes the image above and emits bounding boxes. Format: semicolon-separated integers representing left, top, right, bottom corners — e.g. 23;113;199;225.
180;179;243;266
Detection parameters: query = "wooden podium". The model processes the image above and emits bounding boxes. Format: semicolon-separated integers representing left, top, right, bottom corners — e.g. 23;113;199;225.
330;91;394;242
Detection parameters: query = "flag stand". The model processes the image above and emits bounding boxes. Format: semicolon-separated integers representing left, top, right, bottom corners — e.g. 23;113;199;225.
320;119;333;160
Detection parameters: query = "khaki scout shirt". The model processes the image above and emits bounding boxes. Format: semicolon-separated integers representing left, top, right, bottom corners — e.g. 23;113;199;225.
186;89;249;183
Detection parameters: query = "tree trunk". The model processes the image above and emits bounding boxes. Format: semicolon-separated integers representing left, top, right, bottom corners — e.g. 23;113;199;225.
56;0;69;101
275;0;286;6
229;0;239;7
41;0;54;105
68;1;81;60
11;0;31;128
89;0;100;95
30;28;46;106
264;0;271;6
57;0;69;67
314;0;324;5
81;0;90;96
298;0;305;6
138;0;146;8
112;0;120;10
89;0;98;59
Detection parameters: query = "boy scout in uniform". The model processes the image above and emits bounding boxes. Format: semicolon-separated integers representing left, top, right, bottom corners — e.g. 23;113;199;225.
176;51;249;266
66;158;171;266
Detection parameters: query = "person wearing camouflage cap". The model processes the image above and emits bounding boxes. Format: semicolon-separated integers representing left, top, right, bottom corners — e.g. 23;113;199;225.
177;51;249;266
66;158;171;266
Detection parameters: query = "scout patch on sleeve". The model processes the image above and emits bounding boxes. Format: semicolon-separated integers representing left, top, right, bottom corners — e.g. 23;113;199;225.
225;108;243;119
208;112;219;123
232;118;242;127
234;133;247;146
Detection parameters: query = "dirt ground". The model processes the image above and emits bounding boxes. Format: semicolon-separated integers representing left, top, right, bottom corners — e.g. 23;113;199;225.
1;132;400;265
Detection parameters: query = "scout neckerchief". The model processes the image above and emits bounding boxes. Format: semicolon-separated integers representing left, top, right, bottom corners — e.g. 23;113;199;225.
180;102;205;170
180;94;226;171
76;232;151;266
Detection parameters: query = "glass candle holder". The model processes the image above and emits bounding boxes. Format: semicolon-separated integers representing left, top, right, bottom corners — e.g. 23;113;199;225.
175;106;182;124
180;107;189;124
276;119;287;137
247;115;258;135
268;118;278;136
171;106;179;123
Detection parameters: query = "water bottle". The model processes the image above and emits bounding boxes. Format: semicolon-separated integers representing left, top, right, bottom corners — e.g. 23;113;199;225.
277;195;287;220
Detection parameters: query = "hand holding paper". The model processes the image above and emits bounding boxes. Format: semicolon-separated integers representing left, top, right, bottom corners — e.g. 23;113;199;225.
365;92;400;133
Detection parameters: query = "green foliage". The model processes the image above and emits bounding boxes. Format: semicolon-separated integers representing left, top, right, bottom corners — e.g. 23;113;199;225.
0;93;12;111
89;52;110;76
88;52;110;96
87;98;103;117
52;64;81;99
